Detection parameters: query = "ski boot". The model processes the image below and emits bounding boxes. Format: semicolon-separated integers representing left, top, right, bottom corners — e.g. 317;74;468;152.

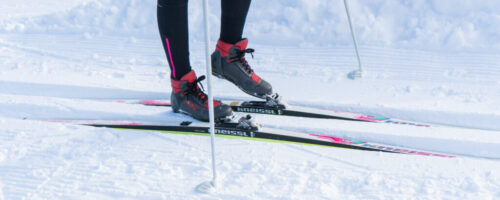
171;70;233;122
211;39;272;99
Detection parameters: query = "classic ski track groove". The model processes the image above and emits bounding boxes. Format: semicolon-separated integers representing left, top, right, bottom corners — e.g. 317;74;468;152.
3;34;500;83
6;94;499;158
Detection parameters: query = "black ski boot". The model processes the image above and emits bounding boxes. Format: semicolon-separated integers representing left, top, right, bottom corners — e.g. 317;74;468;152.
211;39;272;99
171;70;233;122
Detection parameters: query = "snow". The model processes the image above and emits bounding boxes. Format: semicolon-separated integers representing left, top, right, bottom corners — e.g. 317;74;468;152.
1;0;500;199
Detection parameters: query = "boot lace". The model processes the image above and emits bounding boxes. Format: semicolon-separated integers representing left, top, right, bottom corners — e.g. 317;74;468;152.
230;48;255;74
184;75;208;104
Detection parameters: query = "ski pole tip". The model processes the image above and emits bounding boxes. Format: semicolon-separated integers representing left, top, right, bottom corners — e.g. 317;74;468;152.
348;69;363;80
195;180;216;194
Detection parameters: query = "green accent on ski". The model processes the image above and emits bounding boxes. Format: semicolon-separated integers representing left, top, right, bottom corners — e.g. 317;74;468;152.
117;128;349;149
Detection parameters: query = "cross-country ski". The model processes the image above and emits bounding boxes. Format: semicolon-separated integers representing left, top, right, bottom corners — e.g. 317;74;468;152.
45;118;454;157
111;98;434;127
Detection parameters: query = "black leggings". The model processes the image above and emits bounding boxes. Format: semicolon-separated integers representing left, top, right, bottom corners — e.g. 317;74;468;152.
157;0;251;79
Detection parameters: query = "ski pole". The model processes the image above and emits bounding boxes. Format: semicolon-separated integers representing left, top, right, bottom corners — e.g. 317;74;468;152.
196;0;217;194
344;0;363;79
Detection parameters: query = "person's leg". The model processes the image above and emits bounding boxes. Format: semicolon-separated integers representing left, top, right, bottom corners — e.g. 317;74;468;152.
212;0;272;98
157;0;191;80
219;0;252;44
157;0;233;121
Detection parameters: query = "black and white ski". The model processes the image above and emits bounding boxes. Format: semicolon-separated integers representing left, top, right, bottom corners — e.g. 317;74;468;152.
111;97;433;128
46;116;454;158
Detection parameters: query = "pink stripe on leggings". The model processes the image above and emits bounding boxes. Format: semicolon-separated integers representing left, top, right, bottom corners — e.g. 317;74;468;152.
165;38;176;78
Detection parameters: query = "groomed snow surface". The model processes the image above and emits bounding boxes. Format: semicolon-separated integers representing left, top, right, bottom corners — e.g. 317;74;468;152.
1;0;500;199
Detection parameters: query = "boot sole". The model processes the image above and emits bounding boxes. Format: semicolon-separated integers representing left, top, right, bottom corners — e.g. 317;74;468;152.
212;71;268;99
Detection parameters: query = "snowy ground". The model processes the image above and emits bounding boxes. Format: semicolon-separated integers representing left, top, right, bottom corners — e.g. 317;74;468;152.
1;0;500;199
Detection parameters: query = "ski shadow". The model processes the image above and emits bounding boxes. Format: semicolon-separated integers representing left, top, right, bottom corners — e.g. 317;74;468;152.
0;80;169;100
